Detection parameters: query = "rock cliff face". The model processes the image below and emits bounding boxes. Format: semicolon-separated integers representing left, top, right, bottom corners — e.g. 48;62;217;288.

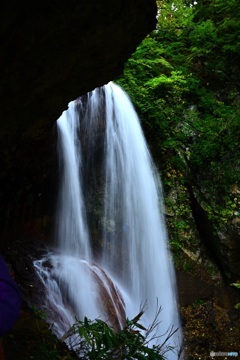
0;0;157;237
189;187;240;280
0;0;157;131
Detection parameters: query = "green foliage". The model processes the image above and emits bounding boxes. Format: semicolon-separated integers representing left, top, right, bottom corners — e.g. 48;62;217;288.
192;299;207;308
189;20;218;57
117;0;240;237
164;178;194;251
230;282;240;310
230;282;240;290
30;304;47;321
62;307;179;359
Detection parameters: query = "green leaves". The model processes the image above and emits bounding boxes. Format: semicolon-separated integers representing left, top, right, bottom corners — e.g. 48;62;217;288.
230;282;240;290
62;308;178;359
117;0;240;229
145;71;187;91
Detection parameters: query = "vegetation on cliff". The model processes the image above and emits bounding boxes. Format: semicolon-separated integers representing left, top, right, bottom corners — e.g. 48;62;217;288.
116;0;240;271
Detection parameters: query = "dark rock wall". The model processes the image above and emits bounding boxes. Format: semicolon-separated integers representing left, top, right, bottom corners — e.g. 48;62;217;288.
0;0;157;237
0;123;57;232
0;0;157;130
189;187;240;280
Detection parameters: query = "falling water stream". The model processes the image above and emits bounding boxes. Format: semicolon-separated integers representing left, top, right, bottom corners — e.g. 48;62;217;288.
34;82;182;358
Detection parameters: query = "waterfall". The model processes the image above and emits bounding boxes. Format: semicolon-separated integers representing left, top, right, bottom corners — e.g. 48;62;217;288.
56;102;90;258
34;82;182;359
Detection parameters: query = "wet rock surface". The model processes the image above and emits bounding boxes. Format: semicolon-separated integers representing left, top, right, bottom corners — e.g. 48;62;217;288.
0;237;52;309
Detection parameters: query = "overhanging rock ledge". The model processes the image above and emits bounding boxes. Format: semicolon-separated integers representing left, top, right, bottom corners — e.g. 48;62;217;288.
0;0;157;130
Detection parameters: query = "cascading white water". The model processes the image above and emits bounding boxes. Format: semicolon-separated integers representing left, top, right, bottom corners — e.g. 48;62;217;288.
56;102;90;258
34;82;182;359
102;83;181;352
